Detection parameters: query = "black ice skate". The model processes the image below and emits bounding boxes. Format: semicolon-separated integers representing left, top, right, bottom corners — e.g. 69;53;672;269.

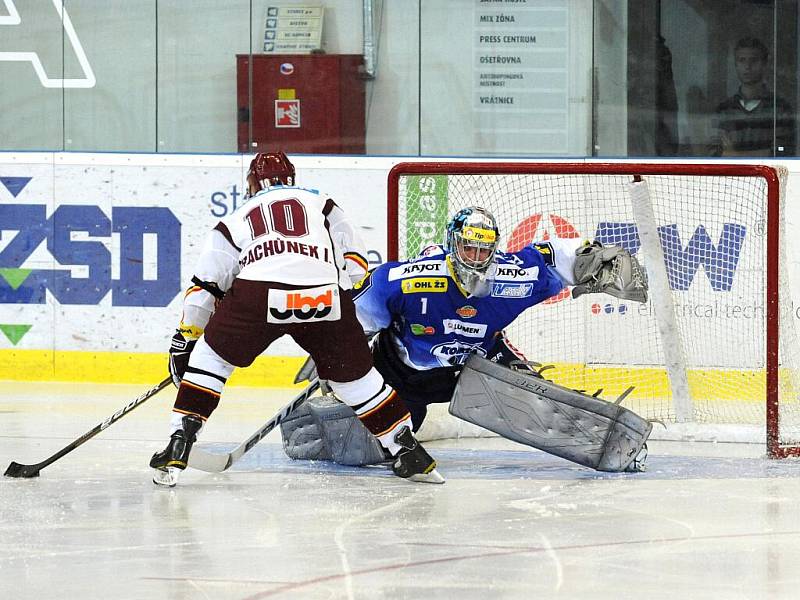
391;426;445;484
150;414;203;487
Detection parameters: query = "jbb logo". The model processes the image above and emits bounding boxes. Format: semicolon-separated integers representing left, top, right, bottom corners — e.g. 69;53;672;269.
268;286;340;323
0;204;181;307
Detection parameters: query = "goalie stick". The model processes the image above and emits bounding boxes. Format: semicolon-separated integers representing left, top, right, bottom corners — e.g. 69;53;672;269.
187;378;321;473
4;376;172;478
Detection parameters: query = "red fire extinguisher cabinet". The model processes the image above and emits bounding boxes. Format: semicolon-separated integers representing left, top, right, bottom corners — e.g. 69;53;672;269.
237;54;366;154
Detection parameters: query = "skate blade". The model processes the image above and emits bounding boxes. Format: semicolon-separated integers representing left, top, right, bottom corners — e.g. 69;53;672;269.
623;444;649;473
408;467;445;484
152;467;181;487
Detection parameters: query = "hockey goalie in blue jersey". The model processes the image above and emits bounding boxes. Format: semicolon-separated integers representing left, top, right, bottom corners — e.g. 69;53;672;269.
351;206;647;429
282;206;650;472
355;212;565;427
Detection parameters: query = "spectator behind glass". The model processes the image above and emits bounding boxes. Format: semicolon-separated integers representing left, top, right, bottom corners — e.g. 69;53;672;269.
712;36;795;157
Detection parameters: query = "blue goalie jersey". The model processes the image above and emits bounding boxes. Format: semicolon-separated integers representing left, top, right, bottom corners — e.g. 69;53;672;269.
353;244;567;369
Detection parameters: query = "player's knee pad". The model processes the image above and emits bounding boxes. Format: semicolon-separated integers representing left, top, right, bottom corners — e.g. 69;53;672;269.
329;367;412;456
327;367;385;407
280;395;388;466
185;337;236;393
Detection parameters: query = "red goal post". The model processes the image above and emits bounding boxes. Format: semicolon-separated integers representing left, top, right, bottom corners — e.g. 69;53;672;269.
387;161;799;458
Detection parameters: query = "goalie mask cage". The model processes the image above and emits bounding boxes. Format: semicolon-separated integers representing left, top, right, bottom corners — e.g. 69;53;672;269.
387;162;800;458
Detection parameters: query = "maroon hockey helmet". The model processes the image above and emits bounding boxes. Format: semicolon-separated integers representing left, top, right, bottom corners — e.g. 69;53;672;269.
246;152;295;195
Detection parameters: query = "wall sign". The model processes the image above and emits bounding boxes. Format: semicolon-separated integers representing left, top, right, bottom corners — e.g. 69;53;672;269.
263;5;324;53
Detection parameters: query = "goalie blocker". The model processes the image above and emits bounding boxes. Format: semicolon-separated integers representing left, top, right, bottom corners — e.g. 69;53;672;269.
452;356;652;472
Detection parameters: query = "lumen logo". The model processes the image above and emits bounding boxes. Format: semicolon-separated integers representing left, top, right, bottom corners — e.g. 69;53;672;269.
0;0;96;88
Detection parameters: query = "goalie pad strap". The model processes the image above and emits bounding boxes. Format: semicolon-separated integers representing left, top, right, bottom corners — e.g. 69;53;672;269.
450;356;652;472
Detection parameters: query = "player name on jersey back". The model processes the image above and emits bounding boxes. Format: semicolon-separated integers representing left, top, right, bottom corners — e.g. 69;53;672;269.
225;187;340;286
238;239;330;268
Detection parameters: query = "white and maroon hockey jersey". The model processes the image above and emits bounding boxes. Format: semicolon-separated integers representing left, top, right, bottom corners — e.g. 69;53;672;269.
181;185;369;333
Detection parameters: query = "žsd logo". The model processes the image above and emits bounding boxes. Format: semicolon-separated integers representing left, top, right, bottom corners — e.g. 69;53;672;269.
267;285;340;323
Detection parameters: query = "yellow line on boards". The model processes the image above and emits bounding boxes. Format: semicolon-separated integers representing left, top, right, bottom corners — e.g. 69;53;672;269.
0;350;307;387
526;363;769;403
0;350;777;403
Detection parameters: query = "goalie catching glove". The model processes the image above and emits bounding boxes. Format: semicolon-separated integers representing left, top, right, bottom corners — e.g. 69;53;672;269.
571;241;648;303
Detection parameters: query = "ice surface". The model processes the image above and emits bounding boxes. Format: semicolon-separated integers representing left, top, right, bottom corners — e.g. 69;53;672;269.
2;382;799;599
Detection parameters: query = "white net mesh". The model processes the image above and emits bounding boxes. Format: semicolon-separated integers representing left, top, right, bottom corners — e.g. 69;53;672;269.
392;163;800;455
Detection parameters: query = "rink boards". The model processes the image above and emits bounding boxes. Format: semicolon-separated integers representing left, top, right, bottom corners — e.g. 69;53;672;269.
2;153;800;394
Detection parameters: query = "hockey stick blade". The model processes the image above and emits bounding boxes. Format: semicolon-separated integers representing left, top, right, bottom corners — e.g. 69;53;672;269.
188;379;321;473
4;461;39;478
4;376;172;479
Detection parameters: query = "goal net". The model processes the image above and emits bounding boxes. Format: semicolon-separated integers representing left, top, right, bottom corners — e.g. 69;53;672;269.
387;162;800;458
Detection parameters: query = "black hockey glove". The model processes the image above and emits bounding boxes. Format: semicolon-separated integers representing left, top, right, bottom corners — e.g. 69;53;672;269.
168;331;197;387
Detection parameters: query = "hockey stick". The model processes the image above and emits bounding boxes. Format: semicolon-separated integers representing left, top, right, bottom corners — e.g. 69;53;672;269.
4;376;173;478
187;378;321;473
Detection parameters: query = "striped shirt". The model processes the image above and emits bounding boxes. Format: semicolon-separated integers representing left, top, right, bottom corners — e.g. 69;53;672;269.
712;88;795;156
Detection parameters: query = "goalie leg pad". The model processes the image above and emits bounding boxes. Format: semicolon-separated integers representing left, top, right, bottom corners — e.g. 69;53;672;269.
450;356;652;472
280;398;331;461
280;395;388;466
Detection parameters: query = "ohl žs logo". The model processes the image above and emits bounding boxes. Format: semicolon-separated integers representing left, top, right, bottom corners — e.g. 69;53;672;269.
269;290;333;321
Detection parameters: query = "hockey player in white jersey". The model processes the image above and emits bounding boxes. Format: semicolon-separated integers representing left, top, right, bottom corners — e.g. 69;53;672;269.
150;152;443;486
